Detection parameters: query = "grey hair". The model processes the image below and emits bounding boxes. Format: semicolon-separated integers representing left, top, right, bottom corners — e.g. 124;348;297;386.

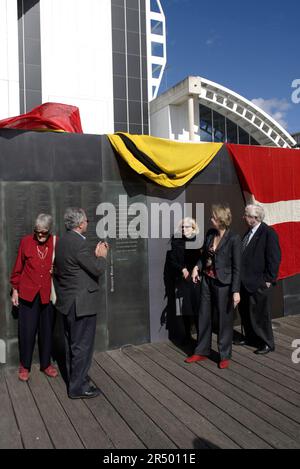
64;207;86;230
34;213;53;231
245;204;265;222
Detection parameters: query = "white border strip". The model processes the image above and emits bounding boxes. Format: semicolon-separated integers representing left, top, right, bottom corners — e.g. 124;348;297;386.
245;191;300;226
256;199;300;226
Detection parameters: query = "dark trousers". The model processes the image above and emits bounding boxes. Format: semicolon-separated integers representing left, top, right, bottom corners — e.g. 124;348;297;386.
166;279;200;345
63;303;97;397
195;276;233;360
239;284;275;350
18;294;54;370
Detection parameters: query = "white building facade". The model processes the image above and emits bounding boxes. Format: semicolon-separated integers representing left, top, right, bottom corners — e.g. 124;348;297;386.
0;0;166;134
1;1;295;147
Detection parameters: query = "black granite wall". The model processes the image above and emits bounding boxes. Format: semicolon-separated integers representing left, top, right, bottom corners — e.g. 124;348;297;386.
0;130;150;364
0;129;298;364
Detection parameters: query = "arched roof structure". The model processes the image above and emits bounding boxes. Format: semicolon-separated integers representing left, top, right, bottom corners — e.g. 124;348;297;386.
197;77;296;148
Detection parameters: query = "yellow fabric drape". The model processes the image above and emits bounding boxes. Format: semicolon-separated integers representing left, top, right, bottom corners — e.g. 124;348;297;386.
107;133;222;188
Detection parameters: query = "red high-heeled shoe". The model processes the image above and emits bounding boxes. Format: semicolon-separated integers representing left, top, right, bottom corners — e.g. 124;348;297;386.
18;364;29;382
218;359;230;369
184;354;208;363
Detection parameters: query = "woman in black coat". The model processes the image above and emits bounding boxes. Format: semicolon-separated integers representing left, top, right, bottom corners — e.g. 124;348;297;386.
163;218;201;345
185;204;241;368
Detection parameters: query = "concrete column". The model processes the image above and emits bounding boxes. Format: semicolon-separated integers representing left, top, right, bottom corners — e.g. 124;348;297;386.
188;95;196;141
0;339;6;364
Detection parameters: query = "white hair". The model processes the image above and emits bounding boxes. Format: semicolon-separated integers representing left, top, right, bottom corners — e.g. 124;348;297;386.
175;217;199;237
34;213;53;231
245;204;265;222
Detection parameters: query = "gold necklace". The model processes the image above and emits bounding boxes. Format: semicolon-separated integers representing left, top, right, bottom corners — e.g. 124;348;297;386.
36;245;48;260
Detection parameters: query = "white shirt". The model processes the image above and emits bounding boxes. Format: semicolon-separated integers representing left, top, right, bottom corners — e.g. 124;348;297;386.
72;230;86;240
247;222;261;245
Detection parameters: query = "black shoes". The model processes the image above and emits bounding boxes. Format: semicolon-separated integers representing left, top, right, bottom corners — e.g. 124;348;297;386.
69;385;102;399
254;345;273;355
233;336;258;347
233;337;274;354
233;338;247;346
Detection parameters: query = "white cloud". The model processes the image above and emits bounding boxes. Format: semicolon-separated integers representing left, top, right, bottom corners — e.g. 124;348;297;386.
205;31;219;47
251;97;291;129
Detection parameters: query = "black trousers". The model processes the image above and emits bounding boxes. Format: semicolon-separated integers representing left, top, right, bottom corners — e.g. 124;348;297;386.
63;303;97;397
239;284;275;350
195;276;233;360
18;294;54;370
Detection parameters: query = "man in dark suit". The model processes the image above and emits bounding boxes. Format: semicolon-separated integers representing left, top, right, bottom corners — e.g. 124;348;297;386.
54;207;108;398
235;204;281;354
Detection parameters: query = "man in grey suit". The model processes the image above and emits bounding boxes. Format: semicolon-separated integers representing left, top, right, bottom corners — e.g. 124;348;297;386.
54;207;108;399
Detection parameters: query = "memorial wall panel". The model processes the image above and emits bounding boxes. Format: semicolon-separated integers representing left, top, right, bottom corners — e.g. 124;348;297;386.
103;182;150;348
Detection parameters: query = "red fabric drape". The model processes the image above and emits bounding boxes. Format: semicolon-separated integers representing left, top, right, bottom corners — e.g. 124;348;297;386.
227;143;300;279
0;102;83;133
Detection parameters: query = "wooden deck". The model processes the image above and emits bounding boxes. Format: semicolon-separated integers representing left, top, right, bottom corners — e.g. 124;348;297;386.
1;315;300;449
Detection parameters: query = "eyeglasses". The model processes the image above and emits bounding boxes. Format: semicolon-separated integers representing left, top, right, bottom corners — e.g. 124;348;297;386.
182;225;192;229
34;229;49;236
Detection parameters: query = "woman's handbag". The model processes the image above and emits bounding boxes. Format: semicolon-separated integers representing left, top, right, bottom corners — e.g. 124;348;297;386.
50;235;57;305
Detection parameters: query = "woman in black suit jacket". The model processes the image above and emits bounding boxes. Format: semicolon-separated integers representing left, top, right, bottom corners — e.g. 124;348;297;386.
185;204;241;369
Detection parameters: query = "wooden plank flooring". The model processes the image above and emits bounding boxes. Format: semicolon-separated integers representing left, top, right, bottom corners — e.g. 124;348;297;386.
0;315;300;449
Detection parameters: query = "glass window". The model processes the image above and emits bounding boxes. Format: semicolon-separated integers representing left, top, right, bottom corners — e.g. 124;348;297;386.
151;20;163;35
226;118;238;143
150;0;161;13
238;127;250;145
199;104;213;142
213;110;225;143
151;42;164;57
250;136;259;145
152;64;162;79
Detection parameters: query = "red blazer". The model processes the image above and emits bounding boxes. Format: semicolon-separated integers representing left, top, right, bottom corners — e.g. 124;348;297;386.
10;234;55;304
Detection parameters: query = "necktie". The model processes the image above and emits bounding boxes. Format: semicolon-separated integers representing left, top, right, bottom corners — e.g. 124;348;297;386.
242;230;252;252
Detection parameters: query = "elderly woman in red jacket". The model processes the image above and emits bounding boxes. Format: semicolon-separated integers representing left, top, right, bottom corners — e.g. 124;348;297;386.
11;213;58;382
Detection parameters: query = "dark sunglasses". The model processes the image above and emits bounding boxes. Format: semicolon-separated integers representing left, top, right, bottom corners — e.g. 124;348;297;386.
34;229;49;236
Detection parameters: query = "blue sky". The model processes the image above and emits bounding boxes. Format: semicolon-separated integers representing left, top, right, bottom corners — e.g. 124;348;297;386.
159;0;300;133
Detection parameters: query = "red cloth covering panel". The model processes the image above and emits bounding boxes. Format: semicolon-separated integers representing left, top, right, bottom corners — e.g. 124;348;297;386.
0;102;83;133
227;143;300;279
